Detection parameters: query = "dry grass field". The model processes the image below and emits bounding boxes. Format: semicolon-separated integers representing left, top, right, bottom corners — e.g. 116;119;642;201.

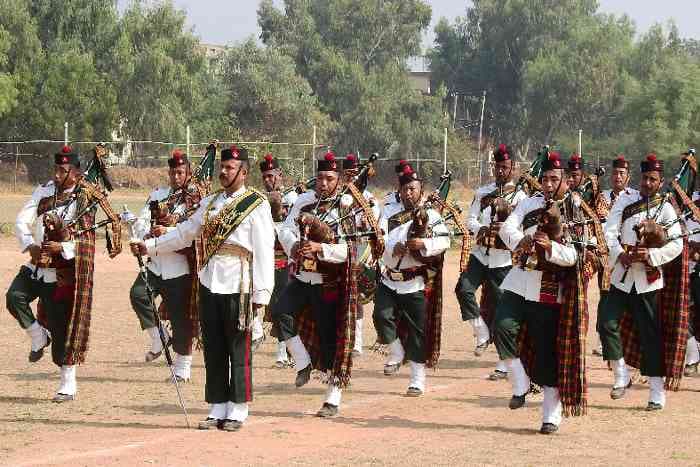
1;231;700;466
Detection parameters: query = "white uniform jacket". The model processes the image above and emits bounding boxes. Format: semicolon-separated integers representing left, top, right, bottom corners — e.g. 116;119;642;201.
15;181;77;283
605;191;683;294
498;195;579;303
378;201;450;294
467;181;528;268
145;186;275;305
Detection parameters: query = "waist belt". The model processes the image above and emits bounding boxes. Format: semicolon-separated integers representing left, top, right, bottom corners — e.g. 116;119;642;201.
214;243;252;260
384;266;426;282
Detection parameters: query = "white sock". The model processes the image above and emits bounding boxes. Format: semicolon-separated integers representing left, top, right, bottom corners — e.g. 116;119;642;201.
542;386;563;426
174;353;192;380
286;335;311;371
508;358;530;396
386;338;405;366
495;359;508;373
276;340;288;362
325;383;342;407
226;402;249;422
252;315;264;341
686;336;700;365
649;376;666;406
612;358;630;388
57;365;77;395
470;316;490;345
354;318;364;353
409;360;426;392
208;402;227;420
146;326;164;354
27;321;48;351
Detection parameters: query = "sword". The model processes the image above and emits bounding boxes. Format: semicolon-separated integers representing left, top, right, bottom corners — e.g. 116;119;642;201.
120;205;191;428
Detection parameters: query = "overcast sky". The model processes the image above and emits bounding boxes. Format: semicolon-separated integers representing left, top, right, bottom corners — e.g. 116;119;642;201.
143;0;700;47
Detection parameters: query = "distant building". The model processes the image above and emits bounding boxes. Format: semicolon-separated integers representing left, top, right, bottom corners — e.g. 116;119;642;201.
200;43;228;59
406;56;432;95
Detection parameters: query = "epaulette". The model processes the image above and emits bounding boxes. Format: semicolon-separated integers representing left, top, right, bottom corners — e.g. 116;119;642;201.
248;187;266;198
41;180;55;188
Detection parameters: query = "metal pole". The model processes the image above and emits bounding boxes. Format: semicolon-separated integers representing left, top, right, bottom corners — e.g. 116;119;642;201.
578;129;583;155
443;127;448;173
452;93;458;129
64;122;68;145
477;90;487;186
14;144;19;192
312;125;317;173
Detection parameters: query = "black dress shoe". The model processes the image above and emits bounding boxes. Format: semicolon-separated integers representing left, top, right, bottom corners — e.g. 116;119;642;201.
28;336;51;363
221;419;243;432
52;393;75;403
509;394;526;409
145;350;163;362
251;335;265;352
474;341;489;357
316;403;338;418
383;362;401;376
645;402;664;411
197;417;222;430
684;362;699;377
406;386;423;397
295;364;312;388
487;370;508;381
610;379;632;400
539;423;559;434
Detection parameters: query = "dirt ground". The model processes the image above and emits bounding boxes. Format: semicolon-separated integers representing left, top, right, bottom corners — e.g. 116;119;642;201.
1;236;700;467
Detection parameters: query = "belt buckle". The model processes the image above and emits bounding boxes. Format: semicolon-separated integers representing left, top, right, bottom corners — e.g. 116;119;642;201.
302;258;318;272
390;271;404;281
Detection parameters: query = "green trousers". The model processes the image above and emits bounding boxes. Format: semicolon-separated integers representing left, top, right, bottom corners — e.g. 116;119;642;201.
493;291;559;387
268;267;290;339
129;270;191;355
199;285;253;404
597;285;664;377
455;255;510;321
6;266;69;366
6;266;41;329
372;282;427;363
273;278;339;371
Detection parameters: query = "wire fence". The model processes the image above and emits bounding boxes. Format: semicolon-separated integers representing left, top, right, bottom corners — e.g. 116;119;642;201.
0;139;459;189
0;138;457;234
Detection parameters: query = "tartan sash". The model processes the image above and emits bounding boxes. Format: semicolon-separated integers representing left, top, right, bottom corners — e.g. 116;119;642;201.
37;190;75;216
479;185;515;211
522;207;545;231
621;193;663;224
387;209;413;233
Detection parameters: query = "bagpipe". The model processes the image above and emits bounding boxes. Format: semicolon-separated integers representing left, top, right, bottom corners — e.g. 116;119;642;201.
147;143;216;228
269;177;317;222
38;144;122;269
475;183;514;255
513;188;604;277
518;196;566;271
504;145;550;203
295;154;384;275
620;149;698;282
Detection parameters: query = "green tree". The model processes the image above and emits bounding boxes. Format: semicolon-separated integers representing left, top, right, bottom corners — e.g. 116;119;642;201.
116;1;206;141
221;39;329;143
430;0;603;148
0;27;18;117
258;0;445;158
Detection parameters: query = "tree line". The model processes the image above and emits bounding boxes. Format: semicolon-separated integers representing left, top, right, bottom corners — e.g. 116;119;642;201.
0;0;697;180
430;0;700;164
